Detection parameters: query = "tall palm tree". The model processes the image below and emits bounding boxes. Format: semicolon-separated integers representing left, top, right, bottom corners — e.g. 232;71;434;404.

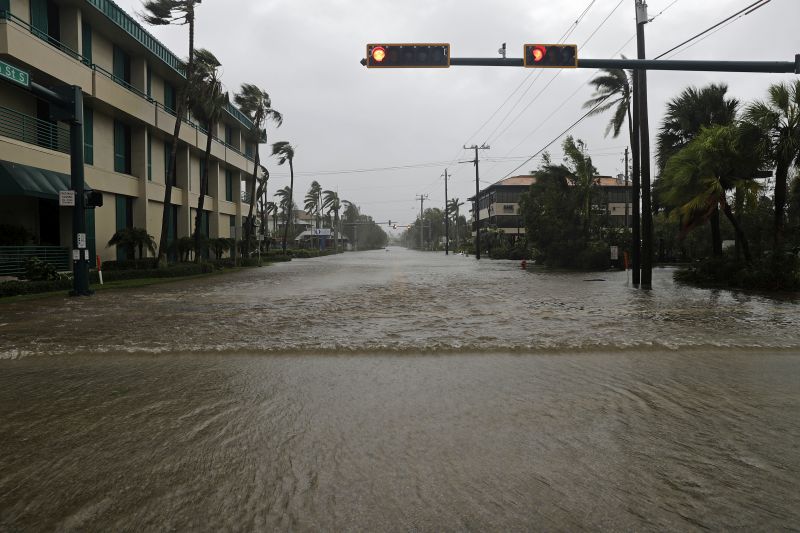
562;136;598;236
655;83;740;256
141;0;202;267
322;189;341;251
189;48;225;261
272;142;295;251
234;84;282;255
305;180;322;248
660;124;762;262
265;201;279;240
447;198;464;248
744;81;800;252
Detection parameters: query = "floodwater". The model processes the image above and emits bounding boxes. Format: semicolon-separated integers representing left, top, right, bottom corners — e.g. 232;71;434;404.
1;248;799;530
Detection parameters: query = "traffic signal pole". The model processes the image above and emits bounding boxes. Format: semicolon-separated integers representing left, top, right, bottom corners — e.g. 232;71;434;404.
416;194;428;250
636;0;653;290
443;169;449;255
446;57;800;73
25;80;91;296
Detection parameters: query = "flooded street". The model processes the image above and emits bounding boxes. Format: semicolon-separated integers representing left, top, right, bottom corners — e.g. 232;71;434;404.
1;248;799;530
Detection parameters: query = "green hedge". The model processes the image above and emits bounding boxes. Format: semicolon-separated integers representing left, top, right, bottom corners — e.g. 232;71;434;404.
0;278;73;297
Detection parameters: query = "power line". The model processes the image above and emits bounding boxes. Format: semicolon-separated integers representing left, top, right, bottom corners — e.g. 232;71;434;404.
654;0;771;59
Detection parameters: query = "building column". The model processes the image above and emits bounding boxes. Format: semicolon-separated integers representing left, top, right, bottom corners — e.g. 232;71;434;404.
132;127;149;236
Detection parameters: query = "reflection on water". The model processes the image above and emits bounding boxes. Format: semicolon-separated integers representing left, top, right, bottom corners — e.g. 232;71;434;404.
1;248;799;530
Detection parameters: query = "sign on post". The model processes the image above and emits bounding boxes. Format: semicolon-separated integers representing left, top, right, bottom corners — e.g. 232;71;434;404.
59;190;76;207
610;246;619;261
312;228;332;236
77;233;86;249
0;59;31;88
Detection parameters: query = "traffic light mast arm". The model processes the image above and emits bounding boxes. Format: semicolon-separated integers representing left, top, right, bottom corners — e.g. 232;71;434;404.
446;56;800;73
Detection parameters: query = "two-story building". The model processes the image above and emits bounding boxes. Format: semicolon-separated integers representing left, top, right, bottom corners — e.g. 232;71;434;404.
0;0;256;268
469;174;633;241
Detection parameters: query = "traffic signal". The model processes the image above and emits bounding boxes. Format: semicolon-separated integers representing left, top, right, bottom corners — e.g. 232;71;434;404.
523;44;578;68
366;43;450;68
84;190;103;208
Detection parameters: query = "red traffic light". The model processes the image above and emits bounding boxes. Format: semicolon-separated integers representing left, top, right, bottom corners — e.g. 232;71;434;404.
523;44;578;68
371;46;386;63
365;43;450;68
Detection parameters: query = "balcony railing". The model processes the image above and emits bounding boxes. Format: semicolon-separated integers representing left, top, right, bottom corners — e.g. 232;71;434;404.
0;106;70;154
0;9;254;162
0;246;70;276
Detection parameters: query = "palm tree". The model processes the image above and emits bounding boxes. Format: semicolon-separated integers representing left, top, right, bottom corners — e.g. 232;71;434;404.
447;198;464;248
655;83;740;256
660;124;762;262
234;84;283;255
265;201;279;241
275;185;293;250
189;48;225;261
272;142;295;251
108;227;157;260
305;180;322;248
744;81;800;252
141;0;202;267
562;136;598;236
322;190;341;252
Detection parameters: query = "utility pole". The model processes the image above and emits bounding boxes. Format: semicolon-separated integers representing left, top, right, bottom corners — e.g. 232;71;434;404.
416;194;428;250
624;147;629;228
636;0;653;290
463;144;490;260
443;168;449;255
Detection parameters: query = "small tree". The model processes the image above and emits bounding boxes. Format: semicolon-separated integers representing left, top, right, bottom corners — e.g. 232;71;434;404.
272;141;295;252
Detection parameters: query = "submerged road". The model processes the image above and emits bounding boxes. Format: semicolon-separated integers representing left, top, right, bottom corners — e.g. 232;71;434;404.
1;248;799;530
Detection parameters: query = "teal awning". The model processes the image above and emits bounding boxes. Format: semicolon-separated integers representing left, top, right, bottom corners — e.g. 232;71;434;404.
0;160;70;200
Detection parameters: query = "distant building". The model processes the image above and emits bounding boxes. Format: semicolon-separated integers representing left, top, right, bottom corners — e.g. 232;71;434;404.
469;174;632;240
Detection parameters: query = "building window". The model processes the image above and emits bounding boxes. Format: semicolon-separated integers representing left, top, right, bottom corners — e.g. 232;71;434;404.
229;213;235;238
146;132;152;181
225;169;233;202
113;120;131;174
224;124;233;146
30;0;59;44
164;83;176;114
0;0;9;13
83;107;93;165
81;21;92;64
115;195;133;261
113;45;131;84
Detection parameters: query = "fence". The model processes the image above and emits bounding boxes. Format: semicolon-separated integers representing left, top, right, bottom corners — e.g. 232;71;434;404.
0;246;71;277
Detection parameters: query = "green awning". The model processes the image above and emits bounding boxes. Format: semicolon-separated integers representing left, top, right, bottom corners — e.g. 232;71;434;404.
0;160;71;200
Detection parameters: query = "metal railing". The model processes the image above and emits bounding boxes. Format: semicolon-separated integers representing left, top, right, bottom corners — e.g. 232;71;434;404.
0;106;70;153
0;246;70;276
241;190;252;204
0;8;255;162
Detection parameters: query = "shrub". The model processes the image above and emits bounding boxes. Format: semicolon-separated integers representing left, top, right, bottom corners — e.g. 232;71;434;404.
0;278;73;297
675;253;800;292
22;257;64;281
101;258;158;271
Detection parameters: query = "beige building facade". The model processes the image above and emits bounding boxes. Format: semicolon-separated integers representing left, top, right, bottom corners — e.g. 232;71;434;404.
0;0;255;265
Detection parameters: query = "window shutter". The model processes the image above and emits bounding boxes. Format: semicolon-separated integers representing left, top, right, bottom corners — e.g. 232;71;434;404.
81;21;92;64
83;107;93;164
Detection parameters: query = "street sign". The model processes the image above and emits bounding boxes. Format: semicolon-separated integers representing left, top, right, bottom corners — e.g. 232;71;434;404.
59;190;76;207
313;228;332;236
77;233;86;249
610;246;619;261
0;59;31;88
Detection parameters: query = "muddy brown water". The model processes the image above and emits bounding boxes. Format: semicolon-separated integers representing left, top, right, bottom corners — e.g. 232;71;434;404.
1;248;799;530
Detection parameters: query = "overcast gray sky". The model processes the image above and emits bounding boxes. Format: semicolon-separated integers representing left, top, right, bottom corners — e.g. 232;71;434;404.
114;0;799;232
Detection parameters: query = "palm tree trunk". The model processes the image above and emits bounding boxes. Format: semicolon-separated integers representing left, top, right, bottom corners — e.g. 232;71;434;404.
774;158;788;253
244;148;261;257
721;199;751;263
710;207;722;256
194;118;214;262
282;160;294;252
157;11;195;268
